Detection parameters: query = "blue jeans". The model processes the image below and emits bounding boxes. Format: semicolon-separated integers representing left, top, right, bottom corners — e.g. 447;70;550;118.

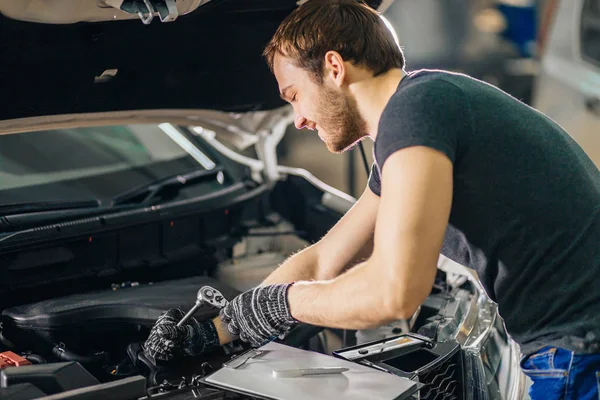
520;346;600;399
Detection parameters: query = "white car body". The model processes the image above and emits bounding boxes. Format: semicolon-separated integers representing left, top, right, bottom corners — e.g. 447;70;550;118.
533;0;600;167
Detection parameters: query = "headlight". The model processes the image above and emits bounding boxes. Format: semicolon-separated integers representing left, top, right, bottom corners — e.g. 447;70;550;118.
438;256;529;399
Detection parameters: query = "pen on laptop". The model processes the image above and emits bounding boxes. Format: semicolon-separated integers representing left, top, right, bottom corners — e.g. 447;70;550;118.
272;367;349;378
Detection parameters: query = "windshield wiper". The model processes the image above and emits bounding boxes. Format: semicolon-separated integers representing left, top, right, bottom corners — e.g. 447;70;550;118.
0;200;101;216
0;168;224;232
0;200;105;232
111;166;224;206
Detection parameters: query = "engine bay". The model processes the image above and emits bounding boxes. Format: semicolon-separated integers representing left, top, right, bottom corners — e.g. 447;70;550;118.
0;266;468;400
0;178;476;399
0;276;241;380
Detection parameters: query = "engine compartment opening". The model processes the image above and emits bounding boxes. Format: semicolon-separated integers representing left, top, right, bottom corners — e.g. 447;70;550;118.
0;175;481;400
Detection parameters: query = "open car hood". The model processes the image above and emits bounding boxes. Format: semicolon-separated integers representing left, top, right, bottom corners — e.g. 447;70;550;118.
0;0;388;123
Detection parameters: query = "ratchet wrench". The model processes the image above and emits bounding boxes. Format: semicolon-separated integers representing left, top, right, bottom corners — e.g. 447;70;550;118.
177;286;228;326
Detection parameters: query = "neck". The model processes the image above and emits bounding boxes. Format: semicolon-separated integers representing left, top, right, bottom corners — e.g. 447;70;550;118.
348;68;405;140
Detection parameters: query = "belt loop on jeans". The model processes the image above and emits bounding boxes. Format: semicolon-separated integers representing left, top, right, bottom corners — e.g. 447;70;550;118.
564;349;575;399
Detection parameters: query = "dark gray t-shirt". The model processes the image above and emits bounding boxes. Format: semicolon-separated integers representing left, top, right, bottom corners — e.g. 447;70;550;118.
368;69;600;356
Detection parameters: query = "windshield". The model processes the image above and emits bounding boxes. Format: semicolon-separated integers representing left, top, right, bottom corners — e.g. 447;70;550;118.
0;123;220;205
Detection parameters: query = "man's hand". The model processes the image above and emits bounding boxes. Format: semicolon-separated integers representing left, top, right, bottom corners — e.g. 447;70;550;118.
144;308;220;361
219;284;298;347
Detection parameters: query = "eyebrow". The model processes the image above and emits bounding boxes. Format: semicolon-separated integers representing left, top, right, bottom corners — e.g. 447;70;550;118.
280;85;292;101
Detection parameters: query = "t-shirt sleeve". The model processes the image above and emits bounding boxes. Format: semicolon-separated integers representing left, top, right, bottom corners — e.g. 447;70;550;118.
367;162;382;196
374;79;471;179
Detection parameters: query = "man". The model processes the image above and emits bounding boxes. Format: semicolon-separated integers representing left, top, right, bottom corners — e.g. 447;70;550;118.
144;0;600;398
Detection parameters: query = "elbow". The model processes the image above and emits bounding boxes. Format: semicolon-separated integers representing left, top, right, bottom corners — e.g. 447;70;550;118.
398;304;420;320
382;285;421;321
385;300;419;321
375;258;434;322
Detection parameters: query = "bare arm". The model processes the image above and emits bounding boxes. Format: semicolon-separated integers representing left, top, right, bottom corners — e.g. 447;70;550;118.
212;186;380;344
262;186;380;284
287;147;453;329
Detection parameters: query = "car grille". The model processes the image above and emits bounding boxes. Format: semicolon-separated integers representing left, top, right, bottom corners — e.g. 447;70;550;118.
417;350;463;400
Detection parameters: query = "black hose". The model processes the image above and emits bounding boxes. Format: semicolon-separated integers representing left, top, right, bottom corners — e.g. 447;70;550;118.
24;354;47;364
52;344;108;366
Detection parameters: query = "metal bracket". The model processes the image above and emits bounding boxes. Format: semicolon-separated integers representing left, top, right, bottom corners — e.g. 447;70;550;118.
223;349;266;369
254;108;294;183
138;0;154;24
154;0;179;22
104;0;179;24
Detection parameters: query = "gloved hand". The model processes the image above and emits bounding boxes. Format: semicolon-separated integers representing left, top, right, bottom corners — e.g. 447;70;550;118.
219;283;298;347
143;308;220;362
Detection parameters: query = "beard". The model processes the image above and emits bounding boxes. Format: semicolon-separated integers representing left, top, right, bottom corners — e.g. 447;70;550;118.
315;84;368;154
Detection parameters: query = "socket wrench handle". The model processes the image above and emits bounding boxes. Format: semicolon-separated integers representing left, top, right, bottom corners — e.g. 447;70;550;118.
176;286;228;327
176;301;202;327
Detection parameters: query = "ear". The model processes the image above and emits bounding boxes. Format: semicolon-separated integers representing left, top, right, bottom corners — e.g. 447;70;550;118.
323;51;346;88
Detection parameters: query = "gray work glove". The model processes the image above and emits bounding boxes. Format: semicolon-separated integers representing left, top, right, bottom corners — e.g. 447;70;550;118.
219;283;298;347
143;308;220;362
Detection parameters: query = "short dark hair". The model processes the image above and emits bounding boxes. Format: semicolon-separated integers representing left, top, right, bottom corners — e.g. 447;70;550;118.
263;0;405;83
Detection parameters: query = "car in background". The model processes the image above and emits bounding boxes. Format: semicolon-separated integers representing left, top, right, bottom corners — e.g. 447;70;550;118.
0;1;527;399
533;0;600;167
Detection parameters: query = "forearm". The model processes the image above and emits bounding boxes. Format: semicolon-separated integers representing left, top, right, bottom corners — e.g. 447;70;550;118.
287;259;418;330
260;245;320;285
210;245;320;346
211;240;375;345
212;316;236;345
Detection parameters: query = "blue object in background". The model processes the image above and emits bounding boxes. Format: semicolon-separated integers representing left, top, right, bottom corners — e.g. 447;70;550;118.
496;0;538;57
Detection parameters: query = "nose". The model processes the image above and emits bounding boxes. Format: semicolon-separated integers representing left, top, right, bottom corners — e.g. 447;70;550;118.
294;114;316;131
294;114;308;130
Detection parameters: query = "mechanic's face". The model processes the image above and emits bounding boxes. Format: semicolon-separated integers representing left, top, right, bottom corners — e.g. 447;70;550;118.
274;55;368;153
